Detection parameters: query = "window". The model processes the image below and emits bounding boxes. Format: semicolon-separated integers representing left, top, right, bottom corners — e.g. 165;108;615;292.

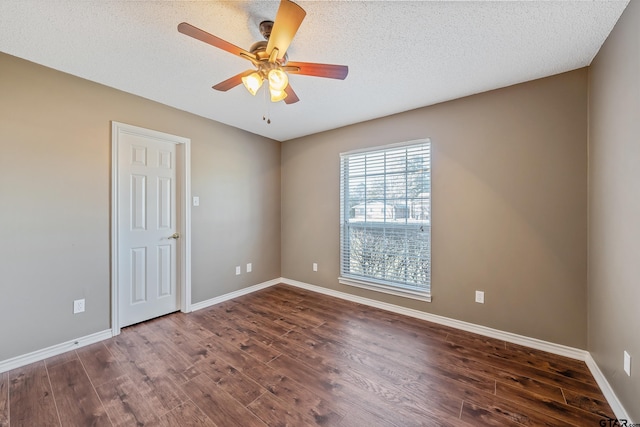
339;139;431;301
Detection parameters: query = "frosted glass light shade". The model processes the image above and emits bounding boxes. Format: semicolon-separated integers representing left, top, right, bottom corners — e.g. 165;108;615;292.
242;72;263;96
269;88;288;102
268;69;289;92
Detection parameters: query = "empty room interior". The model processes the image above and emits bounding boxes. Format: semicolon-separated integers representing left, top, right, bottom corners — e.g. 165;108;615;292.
1;0;639;425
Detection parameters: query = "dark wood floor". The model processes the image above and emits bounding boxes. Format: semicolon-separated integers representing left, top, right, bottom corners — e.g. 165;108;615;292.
1;284;615;426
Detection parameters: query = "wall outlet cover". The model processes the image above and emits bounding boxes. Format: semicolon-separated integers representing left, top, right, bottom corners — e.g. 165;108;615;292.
246;263;252;273
235;266;241;275
73;299;85;314
313;263;318;272
475;291;485;304
624;351;631;376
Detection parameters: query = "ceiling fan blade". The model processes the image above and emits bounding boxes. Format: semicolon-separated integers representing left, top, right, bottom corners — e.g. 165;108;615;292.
178;22;257;63
212;70;255;92
284;62;349;80
266;0;306;61
284;84;300;104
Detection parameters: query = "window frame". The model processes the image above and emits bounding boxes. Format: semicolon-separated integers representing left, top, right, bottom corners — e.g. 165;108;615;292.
339;139;432;302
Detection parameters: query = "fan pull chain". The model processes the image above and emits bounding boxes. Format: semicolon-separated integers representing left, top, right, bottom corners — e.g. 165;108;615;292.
262;86;271;124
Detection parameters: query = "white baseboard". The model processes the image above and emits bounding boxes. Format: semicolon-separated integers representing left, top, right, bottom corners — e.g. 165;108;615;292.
0;329;113;374
585;354;634;422
190;278;282;312
280;278;588;361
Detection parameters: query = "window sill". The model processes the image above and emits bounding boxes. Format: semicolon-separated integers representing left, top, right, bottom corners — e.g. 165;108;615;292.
338;277;432;302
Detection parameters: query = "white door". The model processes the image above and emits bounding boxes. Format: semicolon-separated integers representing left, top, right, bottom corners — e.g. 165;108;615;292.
117;129;179;327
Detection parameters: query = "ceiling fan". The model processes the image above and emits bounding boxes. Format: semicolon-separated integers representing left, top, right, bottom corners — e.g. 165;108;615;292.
178;0;348;104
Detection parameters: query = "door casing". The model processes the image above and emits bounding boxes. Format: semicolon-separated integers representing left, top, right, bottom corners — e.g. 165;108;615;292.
111;121;191;336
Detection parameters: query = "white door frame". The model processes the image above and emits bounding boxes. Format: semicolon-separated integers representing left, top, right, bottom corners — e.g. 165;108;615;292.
111;121;192;336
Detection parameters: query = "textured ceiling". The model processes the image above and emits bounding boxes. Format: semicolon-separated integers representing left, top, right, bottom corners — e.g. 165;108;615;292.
0;1;629;142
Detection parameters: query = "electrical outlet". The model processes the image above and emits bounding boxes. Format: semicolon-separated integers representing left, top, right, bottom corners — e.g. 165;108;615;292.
475;291;485;304
192;196;200;206
246;263;252;273
73;299;85;314
624;351;631;376
235;266;241;275
313;262;318;272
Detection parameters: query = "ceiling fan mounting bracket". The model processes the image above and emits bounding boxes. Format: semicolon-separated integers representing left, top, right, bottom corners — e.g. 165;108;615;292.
259;21;274;40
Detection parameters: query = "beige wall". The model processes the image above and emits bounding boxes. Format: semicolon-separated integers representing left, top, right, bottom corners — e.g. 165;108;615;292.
0;52;281;361
283;69;588;348
588;0;640;420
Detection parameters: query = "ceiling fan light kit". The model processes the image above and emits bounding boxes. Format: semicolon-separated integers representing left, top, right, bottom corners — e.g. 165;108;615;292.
177;0;348;105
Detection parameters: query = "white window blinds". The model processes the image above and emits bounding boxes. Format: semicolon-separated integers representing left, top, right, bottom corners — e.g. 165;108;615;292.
340;140;431;298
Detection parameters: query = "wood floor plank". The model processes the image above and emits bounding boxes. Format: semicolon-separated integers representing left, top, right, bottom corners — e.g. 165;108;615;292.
493;371;565;403
220;315;308;360
297;290;453;342
8;362;59;427
287;331;419;386
248;390;320;427
459;389;572;427
303;320;496;395
245;366;345;425
266;354;351;410
194;358;265;406
76;342;126;388
246;298;326;330
494;381;605;425
104;328;155;365
311;314;443;362
205;322;282;364
460;401;527;427
46;359;111;427
506;342;594;377
231;304;294;337
160;313;216;342
489;345;598;387
133;325;200;384
445;334;587;388
562;387;615;418
182;374;267;427
269;354;465;424
105;328;190;412
142;320;214;366
337;405;396;427
440;338;605;398
44;351;79;369
198;334;272;384
406;360;575;427
95;375;161;426
152;400;216;427
0;372;8;427
117;358;189;412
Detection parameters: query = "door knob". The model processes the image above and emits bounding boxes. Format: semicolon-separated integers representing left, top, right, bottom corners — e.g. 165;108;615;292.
169;232;180;239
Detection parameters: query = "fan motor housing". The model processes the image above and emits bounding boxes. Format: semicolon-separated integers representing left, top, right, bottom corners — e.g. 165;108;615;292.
249;41;269;60
249;40;288;64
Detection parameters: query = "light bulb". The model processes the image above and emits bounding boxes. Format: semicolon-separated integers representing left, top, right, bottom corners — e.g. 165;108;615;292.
269;87;288;102
242;72;263;96
268;68;289;92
